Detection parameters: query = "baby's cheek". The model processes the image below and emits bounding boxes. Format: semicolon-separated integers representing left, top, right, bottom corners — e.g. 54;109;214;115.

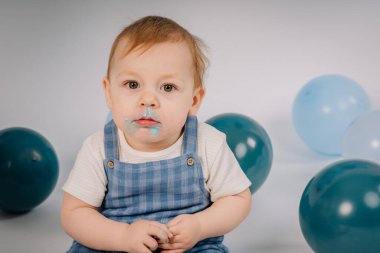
111;112;127;129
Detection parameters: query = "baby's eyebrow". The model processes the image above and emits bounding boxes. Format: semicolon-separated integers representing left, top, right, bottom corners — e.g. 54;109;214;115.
159;73;187;83
114;71;186;84
160;73;177;80
115;70;140;79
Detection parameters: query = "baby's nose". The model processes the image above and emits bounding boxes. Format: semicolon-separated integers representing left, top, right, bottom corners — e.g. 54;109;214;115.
139;91;159;108
139;97;159;108
140;101;157;107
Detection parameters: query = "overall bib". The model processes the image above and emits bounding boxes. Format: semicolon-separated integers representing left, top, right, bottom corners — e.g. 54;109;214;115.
67;116;228;253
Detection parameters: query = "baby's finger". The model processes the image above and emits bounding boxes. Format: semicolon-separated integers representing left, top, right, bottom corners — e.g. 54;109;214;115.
144;236;159;251
167;234;183;244
160;224;174;239
137;244;154;253
150;221;174;238
149;223;171;243
155;236;171;244
167;223;182;236
159;242;183;250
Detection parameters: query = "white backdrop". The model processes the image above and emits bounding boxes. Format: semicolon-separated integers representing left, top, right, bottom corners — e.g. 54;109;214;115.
1;1;379;252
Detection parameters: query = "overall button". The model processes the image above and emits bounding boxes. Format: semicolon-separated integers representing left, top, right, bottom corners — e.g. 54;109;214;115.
107;160;115;169
187;157;195;166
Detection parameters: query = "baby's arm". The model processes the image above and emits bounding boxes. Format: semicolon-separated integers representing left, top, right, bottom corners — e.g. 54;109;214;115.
61;192;173;252
160;188;252;252
195;188;252;239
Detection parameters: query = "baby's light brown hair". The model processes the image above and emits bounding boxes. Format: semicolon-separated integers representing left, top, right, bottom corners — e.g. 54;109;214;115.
106;16;208;89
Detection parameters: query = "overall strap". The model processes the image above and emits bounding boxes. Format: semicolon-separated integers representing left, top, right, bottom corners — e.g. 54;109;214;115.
104;120;119;161
182;115;198;154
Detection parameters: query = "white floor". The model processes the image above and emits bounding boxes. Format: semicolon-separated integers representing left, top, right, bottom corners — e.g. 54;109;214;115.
0;120;337;252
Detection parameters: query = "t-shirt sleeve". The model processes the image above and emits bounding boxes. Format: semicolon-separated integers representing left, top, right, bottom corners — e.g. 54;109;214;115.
201;124;252;202
62;132;107;207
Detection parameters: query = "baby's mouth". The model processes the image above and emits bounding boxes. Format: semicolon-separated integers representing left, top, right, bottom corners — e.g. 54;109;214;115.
135;117;160;127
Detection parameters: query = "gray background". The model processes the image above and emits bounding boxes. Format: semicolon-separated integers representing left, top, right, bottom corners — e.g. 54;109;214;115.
1;1;379;252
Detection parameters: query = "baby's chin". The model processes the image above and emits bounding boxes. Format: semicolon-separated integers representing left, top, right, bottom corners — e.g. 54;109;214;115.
127;129;182;152
130;126;160;136
124;131;161;149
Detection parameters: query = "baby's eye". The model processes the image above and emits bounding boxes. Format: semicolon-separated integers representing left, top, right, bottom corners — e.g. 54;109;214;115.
125;81;139;89
161;84;176;92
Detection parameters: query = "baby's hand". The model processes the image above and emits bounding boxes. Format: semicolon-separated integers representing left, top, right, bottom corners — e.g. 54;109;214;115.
159;214;202;253
121;220;173;253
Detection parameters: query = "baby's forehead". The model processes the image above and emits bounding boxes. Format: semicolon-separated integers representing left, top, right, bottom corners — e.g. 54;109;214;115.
108;38;196;82
114;37;191;60
110;39;195;78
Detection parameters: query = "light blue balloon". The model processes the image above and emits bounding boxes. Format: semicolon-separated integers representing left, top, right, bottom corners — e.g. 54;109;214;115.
342;110;380;164
292;74;371;155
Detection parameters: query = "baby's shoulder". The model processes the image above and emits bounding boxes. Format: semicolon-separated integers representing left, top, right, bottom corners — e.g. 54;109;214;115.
81;130;104;152
198;122;227;148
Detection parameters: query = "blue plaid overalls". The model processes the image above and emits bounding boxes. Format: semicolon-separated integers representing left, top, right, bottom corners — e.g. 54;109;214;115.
67;116;229;252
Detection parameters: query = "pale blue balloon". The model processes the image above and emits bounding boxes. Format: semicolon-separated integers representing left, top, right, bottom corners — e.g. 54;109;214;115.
292;74;371;155
342;111;380;164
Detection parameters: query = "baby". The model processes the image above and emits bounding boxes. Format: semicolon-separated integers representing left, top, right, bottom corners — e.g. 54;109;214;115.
61;16;252;253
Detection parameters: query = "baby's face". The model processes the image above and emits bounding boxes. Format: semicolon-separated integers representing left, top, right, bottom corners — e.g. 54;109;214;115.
103;40;203;152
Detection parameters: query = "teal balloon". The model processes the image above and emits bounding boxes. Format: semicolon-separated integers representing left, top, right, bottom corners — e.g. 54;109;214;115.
299;160;380;253
0;127;59;213
292;74;371;155
206;113;273;194
343;110;380;164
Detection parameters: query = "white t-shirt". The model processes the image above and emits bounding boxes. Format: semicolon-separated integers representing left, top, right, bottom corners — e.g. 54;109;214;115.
63;122;251;207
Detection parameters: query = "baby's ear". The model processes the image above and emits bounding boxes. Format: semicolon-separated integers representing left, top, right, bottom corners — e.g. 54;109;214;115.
102;77;112;109
189;87;205;115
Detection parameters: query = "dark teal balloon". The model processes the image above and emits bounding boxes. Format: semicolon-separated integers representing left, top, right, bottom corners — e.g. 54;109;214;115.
206;113;273;194
0;127;59;213
299;160;380;253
